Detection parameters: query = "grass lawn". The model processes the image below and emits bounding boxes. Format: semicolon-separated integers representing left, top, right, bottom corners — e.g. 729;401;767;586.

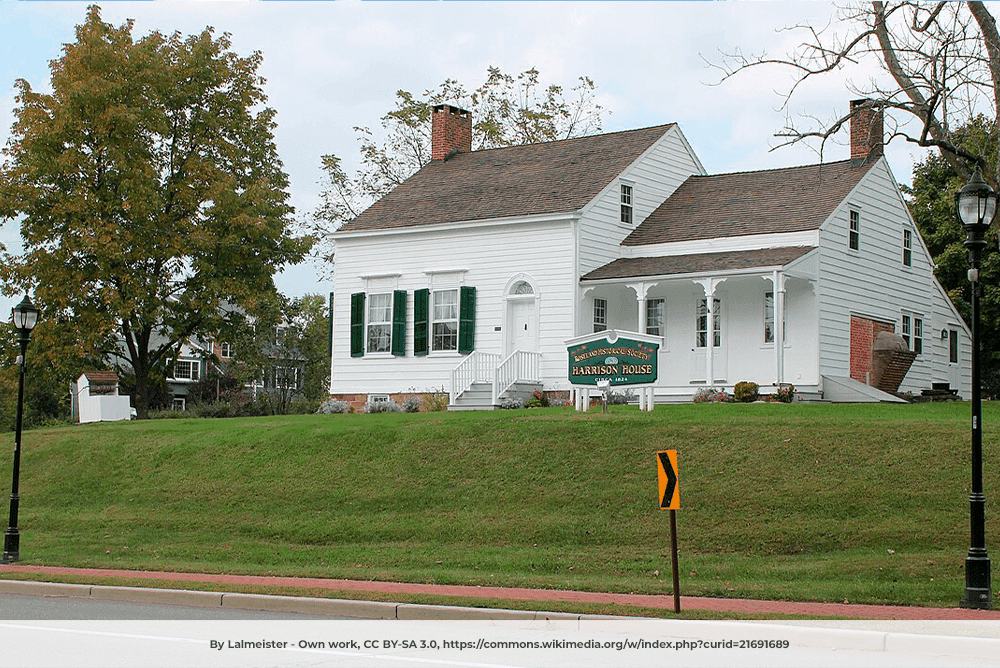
1;401;997;612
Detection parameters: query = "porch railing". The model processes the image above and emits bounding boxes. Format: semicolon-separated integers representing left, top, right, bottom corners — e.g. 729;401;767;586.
450;352;500;404
493;351;542;404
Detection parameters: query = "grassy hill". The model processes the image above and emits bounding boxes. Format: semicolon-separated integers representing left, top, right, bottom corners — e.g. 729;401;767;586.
2;401;997;609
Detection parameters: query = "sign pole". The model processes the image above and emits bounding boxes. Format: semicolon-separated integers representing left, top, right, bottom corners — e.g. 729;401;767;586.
657;449;681;613
670;509;680;614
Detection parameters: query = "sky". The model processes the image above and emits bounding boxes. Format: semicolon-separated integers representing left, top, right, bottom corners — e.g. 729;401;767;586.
0;0;936;315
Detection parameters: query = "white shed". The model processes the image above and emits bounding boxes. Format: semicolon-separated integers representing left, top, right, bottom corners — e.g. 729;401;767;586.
75;371;133;424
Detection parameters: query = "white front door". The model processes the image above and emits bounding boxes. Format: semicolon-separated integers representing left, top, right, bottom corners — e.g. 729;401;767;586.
691;298;725;383
508;298;538;354
947;327;961;392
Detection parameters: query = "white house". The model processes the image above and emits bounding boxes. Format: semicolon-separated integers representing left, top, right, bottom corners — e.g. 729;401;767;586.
328;101;971;409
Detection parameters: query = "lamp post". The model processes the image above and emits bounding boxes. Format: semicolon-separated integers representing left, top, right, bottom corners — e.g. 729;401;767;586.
956;170;996;609
2;294;39;565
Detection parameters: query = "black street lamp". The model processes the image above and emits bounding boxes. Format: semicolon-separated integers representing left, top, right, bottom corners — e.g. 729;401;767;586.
956;170;996;609
2;294;40;565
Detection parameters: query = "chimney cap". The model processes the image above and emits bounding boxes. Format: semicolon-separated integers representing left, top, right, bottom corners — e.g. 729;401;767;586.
433;103;471;116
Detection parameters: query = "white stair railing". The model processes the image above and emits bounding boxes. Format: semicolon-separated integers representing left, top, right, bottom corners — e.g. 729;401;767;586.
450;352;500;404
493;351;542;404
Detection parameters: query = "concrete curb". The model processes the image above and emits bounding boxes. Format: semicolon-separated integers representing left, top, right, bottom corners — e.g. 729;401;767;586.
0;579;580;622
5;578;1000;661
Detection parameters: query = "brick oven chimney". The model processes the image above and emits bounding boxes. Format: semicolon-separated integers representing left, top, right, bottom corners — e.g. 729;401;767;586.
850;99;884;162
431;104;472;161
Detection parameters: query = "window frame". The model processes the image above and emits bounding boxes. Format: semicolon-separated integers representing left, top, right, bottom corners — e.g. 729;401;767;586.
645;298;665;337
593;298;608;333
696;298;721;348
903;228;913;267
620;183;634;225
173;359;200;381
431;288;460;352
365;292;394;354
219;342;233;359
849;209;860;251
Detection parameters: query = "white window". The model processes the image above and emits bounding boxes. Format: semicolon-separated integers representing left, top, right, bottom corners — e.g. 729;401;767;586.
620;184;633;225
432;289;459;351
903;229;913;267
901;314;923;355
697;299;720;348
646;299;664;336
764;292;785;344
220;342;233;359
172;397;186;411
849;210;860;251
593;298;608;332
274;366;300;390
366;292;393;353
173;360;200;381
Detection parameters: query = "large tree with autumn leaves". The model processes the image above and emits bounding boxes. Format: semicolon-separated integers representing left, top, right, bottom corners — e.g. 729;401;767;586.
0;6;310;418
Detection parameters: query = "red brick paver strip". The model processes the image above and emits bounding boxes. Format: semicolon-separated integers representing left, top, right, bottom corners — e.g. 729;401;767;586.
4;564;1000;620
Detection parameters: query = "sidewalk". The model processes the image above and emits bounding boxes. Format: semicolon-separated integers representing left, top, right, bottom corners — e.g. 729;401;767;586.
4;563;1000;621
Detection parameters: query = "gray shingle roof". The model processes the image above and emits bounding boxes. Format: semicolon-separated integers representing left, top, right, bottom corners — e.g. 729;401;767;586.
581;246;817;281
623;159;872;246
339;124;676;232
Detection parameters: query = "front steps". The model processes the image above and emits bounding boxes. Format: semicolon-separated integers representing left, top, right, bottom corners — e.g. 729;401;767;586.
448;381;543;411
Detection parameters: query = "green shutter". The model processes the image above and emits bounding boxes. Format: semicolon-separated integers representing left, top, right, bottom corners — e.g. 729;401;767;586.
391;289;407;357
459;286;476;354
414;288;429;356
328;292;335;360
350;292;365;358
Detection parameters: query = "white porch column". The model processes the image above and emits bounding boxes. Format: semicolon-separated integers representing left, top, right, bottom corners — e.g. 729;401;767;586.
627;281;651;335
695;278;719;387
771;270;787;386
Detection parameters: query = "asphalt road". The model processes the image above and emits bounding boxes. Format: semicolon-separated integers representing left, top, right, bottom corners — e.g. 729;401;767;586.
0;592;345;620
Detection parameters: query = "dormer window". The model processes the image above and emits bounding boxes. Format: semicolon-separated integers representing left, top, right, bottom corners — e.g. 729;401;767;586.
620;184;633;225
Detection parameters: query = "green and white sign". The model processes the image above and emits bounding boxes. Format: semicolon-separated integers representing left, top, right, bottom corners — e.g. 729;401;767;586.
566;330;661;387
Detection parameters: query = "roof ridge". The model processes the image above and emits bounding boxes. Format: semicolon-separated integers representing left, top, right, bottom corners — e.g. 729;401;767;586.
462;122;676;156
694;157;867;180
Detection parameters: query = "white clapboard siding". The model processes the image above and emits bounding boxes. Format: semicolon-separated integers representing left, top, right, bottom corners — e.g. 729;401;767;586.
816;159;971;397
577;126;704;277
332;219;576;395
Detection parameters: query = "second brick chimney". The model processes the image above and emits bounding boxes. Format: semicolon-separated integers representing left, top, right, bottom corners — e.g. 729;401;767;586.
850;99;884;162
431;104;472;161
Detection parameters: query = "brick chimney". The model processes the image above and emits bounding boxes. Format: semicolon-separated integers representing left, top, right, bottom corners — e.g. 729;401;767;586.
850;99;884;162
431;104;472;161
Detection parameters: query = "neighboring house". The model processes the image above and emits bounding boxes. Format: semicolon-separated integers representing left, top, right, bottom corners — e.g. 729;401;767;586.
165;331;307;409
328;101;971;409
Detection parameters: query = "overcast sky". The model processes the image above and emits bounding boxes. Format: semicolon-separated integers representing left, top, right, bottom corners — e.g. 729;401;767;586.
0;1;934;311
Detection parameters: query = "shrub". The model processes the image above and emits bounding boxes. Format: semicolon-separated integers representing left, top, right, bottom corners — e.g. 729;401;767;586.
693;387;733;403
364;399;402;414
422;387;450;412
499;397;524;410
734;381;759;403
316;398;350;414
608;389;635;405
525;390;549;408
402;396;422;413
773;384;796;403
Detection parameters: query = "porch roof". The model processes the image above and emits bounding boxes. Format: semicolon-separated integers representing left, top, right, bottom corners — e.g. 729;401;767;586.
580;246;817;281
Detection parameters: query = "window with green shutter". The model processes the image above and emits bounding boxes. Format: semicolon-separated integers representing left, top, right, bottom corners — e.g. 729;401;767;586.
350;292;365;358
414;288;429;356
